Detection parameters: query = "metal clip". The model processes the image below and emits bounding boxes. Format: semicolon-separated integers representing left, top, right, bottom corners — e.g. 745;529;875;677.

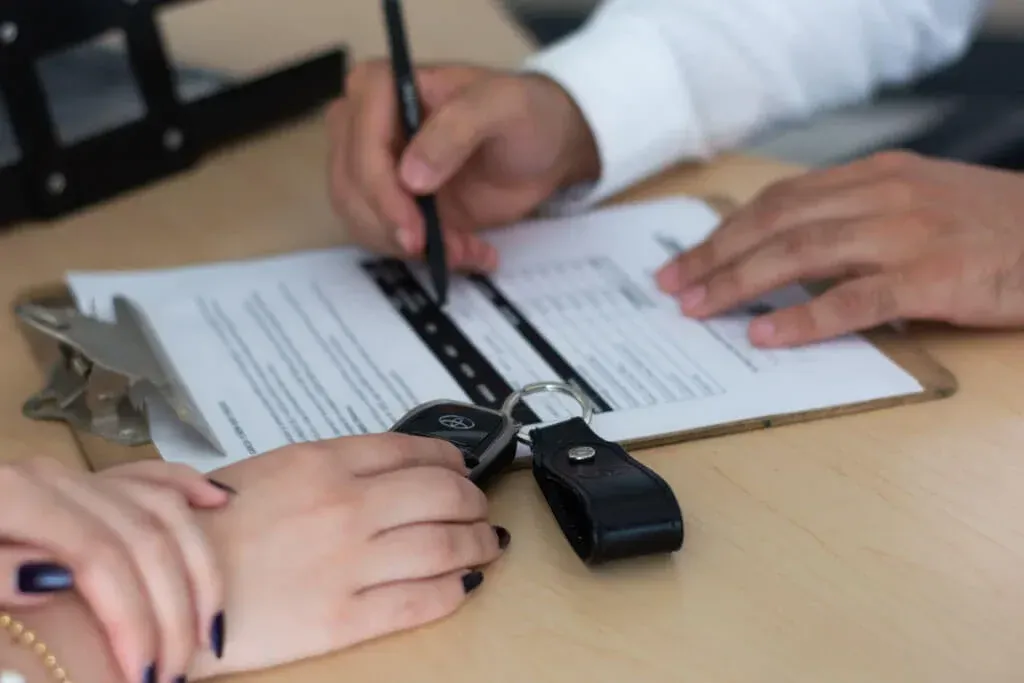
15;297;221;451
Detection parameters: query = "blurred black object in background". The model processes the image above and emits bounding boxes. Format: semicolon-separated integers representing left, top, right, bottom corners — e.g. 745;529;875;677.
0;0;345;230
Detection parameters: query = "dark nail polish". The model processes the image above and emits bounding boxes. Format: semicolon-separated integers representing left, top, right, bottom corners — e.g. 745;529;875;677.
493;525;511;550
462;571;484;594
143;663;156;683
210;611;225;658
17;563;72;594
173;676;188;683
207;478;237;495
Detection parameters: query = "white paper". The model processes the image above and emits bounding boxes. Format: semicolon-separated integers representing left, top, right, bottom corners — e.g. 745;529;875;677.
67;197;922;471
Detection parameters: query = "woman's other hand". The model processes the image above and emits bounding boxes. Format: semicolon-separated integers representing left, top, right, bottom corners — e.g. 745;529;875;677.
0;458;231;683
191;432;510;678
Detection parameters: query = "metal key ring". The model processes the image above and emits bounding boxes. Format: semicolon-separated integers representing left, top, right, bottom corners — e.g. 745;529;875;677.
501;381;594;446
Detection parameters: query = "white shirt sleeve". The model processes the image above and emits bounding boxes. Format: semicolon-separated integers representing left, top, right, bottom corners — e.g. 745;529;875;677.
522;0;991;210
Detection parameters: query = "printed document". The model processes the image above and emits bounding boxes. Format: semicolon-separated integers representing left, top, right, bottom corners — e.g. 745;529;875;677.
66;197;923;471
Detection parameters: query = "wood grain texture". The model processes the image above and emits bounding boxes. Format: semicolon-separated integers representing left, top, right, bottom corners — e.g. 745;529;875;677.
0;6;1022;683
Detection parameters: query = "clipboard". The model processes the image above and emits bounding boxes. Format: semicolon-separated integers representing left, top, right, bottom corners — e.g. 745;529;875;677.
8;195;958;473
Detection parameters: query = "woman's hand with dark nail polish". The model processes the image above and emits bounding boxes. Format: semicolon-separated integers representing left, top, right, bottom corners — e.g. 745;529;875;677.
0;457;229;683
184;433;509;680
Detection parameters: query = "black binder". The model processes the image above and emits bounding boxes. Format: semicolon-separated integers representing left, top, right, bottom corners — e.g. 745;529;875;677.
0;0;346;230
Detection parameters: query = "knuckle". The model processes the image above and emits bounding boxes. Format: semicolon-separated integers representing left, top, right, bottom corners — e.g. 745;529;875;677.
875;178;918;207
869;149;920;172
831;283;898;320
388;585;454;631
706;267;741;299
421;526;464;571
77;535;123;579
144;485;190;520
129;516;173;562
432;528;464;565
902;208;943;236
161;461;200;481
497;75;536;115
19;456;64;479
347;59;387;91
452;477;487;515
0;462;27;491
751;188;795;232
776;230;812;260
435;475;473;513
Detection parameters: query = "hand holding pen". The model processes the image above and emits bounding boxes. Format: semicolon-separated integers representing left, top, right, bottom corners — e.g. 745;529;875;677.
382;0;449;305
326;8;601;278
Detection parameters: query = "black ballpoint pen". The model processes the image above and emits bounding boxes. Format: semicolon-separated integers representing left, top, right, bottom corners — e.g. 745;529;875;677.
382;0;448;306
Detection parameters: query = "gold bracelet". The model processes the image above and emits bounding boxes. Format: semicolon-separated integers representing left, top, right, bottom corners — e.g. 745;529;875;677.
0;612;71;683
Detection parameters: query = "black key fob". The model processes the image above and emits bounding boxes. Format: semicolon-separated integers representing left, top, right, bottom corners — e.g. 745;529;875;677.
389;400;520;488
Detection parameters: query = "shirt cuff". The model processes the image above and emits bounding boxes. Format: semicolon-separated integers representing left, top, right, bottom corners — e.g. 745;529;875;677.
521;12;708;213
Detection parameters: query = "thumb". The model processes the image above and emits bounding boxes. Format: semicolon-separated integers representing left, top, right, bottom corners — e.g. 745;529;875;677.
0;545;72;607
399;82;508;194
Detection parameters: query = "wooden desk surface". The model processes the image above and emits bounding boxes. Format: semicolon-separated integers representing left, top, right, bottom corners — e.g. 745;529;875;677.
1;4;1023;683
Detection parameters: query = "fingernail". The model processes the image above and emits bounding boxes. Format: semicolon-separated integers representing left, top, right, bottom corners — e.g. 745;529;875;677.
207;478;237;495
400;157;433;193
493;525;511;550
749;318;775;345
143;663;156;683
173;676;188;683
679;285;706;312
462;571;484;594
17;563;72;593
210;611;225;658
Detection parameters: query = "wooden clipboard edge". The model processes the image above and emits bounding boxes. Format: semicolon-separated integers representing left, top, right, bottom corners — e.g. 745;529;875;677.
621;324;957;452
9;191;957;471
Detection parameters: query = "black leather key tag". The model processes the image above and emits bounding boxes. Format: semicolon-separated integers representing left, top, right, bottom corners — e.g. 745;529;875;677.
529;417;684;565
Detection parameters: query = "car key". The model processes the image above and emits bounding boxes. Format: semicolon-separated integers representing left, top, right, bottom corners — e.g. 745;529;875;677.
389;398;522;488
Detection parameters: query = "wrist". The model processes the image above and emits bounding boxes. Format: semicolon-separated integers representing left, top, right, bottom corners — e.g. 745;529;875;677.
520;73;601;190
559;101;600;189
549;80;601;189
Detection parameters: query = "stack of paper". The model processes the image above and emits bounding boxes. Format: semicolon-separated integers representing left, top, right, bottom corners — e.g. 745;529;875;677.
66;197;922;471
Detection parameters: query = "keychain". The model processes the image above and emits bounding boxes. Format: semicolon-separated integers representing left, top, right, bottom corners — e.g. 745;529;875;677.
390;381;685;565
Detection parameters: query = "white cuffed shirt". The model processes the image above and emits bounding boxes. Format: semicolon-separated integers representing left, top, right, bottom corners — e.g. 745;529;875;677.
522;0;992;209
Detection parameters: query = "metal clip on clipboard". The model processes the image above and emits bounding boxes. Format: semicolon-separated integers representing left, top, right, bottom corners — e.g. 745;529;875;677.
15;297;224;453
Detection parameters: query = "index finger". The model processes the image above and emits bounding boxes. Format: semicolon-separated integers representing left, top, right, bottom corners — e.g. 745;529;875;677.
655;168;902;295
100;460;232;508
350;62;424;250
745;272;916;347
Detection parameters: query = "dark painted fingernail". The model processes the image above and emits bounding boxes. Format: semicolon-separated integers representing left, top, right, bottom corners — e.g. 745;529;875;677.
493;525;511;549
17;563;72;593
143;663;156;683
462;571;484;594
210;611;225;658
207;478;237;495
173;676;188;683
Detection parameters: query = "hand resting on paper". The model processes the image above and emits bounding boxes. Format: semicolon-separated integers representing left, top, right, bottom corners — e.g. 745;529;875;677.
655;152;1024;348
0;435;508;683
